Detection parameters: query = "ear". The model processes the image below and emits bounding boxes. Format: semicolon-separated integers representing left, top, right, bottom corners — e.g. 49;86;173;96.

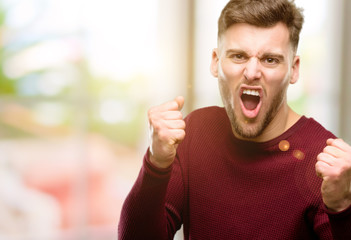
210;48;219;78
290;55;300;84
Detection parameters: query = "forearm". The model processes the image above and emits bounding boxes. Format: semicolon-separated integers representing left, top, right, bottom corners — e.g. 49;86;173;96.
118;152;175;240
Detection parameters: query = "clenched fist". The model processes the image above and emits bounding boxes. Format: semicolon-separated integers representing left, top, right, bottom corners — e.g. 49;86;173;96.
316;138;351;212
148;96;186;168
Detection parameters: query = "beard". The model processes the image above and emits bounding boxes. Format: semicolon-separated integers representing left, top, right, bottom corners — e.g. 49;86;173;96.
219;81;286;140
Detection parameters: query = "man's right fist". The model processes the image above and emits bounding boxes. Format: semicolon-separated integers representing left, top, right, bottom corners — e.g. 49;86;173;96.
148;96;186;168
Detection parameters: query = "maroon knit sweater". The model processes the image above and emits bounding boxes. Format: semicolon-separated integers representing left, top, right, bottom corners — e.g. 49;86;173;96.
118;107;351;240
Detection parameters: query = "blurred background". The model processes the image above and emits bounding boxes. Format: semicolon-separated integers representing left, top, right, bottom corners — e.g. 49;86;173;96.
0;0;350;239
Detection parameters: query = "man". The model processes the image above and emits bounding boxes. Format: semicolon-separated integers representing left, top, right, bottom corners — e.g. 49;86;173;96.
118;0;351;239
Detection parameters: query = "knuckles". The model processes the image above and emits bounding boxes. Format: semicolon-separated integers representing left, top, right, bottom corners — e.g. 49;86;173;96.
147;100;186;162
176;111;183;120
148;116;185;143
316;161;351;180
147;108;158;122
178;120;186;129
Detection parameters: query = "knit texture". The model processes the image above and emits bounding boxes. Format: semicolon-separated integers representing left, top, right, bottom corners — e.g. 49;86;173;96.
118;106;351;240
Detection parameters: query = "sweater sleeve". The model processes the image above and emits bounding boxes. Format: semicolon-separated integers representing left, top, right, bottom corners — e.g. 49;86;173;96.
326;204;351;239
312;202;351;239
118;149;184;240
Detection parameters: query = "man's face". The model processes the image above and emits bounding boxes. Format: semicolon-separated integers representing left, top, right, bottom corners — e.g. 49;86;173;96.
211;22;300;141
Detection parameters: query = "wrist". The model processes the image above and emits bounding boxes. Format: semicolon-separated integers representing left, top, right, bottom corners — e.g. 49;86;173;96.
149;152;173;169
325;199;351;213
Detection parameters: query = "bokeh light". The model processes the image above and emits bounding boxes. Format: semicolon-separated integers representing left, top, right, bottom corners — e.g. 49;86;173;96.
279;140;290;152
293;150;305;160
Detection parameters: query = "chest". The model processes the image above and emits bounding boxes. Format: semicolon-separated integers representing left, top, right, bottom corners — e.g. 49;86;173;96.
184;148;322;239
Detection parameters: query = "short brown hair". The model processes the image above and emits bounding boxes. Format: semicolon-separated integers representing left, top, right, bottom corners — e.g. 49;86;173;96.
218;0;304;52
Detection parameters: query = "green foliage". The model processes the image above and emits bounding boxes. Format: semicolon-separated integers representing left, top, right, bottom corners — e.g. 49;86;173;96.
0;5;5;26
0;75;16;94
0;3;146;147
0;4;16;95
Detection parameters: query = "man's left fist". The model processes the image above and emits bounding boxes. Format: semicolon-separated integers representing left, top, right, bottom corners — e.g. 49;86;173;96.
316;138;351;212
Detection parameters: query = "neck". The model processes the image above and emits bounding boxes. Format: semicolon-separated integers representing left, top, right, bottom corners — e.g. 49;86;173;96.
236;104;301;143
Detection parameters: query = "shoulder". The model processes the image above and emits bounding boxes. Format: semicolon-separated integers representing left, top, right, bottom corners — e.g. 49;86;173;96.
301;117;336;139
185;106;227;124
290;116;336;157
183;106;231;138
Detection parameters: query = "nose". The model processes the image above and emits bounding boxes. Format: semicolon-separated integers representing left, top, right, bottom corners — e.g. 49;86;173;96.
244;57;262;81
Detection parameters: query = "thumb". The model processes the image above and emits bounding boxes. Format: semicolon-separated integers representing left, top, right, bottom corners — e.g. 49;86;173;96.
175;96;185;111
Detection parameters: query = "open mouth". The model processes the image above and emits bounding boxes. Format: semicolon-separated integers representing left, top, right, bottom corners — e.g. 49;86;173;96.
240;88;262;119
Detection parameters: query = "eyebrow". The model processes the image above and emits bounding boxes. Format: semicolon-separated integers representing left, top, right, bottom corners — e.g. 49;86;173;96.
225;49;285;62
261;53;285;62
225;49;247;57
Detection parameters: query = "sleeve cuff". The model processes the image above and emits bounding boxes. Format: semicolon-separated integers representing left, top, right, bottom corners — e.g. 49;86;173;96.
143;148;173;179
323;204;351;219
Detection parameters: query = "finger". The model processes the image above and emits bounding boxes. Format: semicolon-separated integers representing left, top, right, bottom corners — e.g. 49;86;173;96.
161;110;183;120
158;129;185;145
169;129;186;144
164;119;186;130
174;96;185;111
317;152;336;166
327;138;351;152
148;110;182;125
323;145;345;158
151;99;182;113
326;138;335;145
315;160;330;178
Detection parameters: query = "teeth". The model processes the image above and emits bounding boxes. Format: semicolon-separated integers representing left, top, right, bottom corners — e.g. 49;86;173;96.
243;89;260;97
